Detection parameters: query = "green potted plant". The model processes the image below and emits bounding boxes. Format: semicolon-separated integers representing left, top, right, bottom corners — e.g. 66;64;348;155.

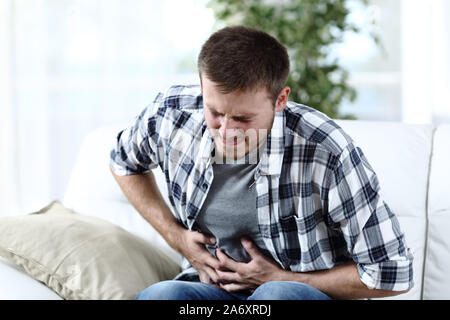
207;0;380;119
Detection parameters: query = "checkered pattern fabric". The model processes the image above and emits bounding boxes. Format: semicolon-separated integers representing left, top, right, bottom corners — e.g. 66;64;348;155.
110;85;414;291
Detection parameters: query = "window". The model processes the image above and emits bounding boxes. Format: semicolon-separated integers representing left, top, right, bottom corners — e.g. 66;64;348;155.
6;0;214;212
334;0;402;121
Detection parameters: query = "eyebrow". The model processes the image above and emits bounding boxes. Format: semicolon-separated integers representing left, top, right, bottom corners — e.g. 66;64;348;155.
205;103;257;119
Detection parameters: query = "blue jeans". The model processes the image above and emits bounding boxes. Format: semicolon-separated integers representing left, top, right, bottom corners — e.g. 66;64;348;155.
135;280;332;300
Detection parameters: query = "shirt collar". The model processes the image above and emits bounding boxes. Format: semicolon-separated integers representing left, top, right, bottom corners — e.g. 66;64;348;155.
200;126;214;161
258;110;285;176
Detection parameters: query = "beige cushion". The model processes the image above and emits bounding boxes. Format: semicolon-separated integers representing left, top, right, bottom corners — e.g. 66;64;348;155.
0;201;181;300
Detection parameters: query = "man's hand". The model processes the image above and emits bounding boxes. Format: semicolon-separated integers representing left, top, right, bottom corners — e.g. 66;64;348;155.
179;229;222;287
215;237;286;292
211;237;411;299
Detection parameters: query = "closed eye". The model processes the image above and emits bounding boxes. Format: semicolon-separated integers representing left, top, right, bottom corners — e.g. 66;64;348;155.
206;105;223;117
233;117;251;123
206;104;253;122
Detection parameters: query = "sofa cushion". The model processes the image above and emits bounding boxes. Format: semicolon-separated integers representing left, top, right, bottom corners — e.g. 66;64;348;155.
0;201;181;300
423;124;450;299
336;120;433;300
0;257;62;300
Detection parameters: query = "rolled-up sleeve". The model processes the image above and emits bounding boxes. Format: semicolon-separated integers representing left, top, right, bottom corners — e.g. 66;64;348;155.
110;99;161;176
326;145;414;291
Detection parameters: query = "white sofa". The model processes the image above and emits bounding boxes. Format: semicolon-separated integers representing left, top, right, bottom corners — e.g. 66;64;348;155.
1;120;449;300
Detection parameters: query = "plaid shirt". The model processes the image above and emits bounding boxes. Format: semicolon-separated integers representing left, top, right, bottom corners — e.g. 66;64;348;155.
110;85;414;291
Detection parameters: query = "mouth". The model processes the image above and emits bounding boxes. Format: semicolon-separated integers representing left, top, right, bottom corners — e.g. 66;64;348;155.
222;136;244;146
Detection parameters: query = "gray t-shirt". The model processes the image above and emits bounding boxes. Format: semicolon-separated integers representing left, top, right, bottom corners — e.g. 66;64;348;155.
194;153;270;263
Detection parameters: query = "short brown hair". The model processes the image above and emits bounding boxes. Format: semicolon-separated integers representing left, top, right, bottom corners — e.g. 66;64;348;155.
198;26;290;104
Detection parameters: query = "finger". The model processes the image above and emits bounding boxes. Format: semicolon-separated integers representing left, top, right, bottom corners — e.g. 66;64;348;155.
219;282;253;293
198;270;211;284
194;241;222;269
195;231;216;245
203;252;222;270
204;265;221;284
241;237;261;259
216;248;241;271
198;270;220;288
216;269;240;284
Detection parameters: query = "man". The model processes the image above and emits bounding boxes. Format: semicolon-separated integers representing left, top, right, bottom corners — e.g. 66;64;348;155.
110;26;413;300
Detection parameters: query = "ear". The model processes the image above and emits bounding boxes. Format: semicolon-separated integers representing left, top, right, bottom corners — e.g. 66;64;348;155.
274;86;290;112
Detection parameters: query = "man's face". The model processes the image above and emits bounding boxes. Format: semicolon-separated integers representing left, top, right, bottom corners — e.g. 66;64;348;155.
201;75;289;161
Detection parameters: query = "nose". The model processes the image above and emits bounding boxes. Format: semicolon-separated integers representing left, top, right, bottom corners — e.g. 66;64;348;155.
218;117;237;140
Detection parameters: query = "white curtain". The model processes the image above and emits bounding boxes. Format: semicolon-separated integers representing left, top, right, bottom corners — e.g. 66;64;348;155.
0;0;19;215
402;0;450;125
0;0;213;216
0;0;51;216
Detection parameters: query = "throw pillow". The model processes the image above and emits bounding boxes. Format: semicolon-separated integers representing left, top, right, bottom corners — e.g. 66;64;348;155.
0;201;181;300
